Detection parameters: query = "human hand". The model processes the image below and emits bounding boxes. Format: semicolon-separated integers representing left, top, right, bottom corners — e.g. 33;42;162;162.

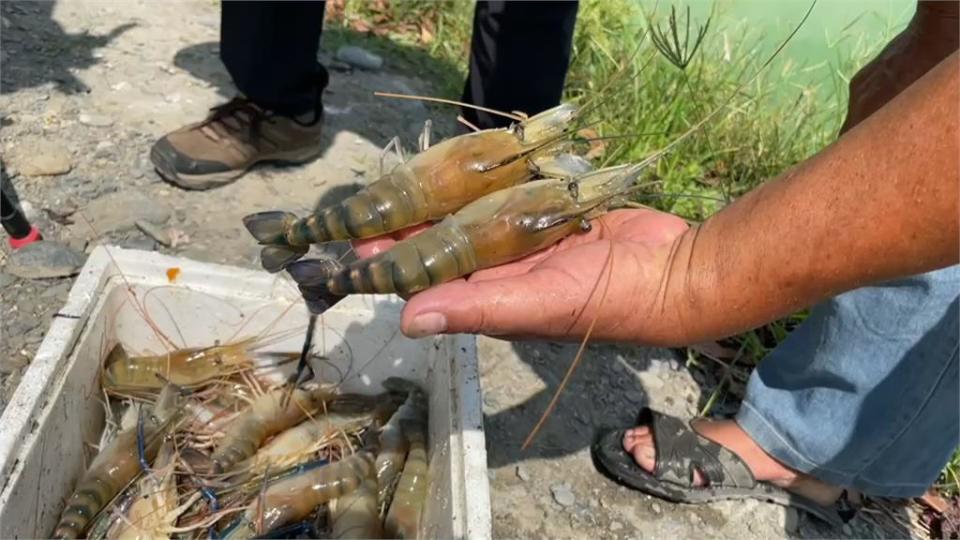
351;208;693;344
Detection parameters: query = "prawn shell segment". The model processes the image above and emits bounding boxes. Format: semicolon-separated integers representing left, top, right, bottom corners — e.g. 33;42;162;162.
406;128;543;218
459;179;585;268
238;450;378;536
327;216;478;298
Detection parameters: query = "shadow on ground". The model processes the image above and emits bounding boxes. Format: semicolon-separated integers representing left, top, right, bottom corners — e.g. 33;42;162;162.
482;340;702;468
1;1;135;95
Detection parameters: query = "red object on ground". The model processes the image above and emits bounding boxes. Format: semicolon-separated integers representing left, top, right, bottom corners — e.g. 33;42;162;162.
8;225;42;249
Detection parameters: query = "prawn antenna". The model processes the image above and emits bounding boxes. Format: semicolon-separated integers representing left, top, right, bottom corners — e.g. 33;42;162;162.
522;229;616;450
372;92;524;122
74;211;180;350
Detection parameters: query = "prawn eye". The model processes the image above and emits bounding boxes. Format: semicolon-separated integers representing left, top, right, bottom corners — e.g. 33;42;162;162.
579;219;592;232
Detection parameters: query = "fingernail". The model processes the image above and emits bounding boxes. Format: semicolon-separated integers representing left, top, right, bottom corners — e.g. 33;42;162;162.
407;312;447;338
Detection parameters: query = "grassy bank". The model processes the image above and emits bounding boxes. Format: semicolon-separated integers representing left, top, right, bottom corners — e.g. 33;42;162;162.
323;0;958;503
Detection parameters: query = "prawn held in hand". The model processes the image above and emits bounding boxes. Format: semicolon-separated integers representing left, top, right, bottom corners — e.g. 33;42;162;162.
242;103;590;272
285;163;649;302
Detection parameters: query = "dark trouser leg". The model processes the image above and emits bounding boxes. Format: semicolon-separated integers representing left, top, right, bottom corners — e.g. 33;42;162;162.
220;0;328;117
461;0;579;130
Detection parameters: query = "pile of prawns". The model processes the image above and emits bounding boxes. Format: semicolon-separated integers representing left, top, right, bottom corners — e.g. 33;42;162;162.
52;303;430;539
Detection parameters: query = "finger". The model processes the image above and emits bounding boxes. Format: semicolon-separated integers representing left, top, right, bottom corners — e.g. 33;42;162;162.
400;268;585;338
352;237;397;259
351;223;432;259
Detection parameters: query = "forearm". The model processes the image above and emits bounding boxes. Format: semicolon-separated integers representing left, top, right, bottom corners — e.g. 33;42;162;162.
664;50;959;343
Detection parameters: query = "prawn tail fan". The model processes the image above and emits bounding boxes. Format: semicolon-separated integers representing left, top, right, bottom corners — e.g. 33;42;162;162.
260;245;310;273
285;258;348;314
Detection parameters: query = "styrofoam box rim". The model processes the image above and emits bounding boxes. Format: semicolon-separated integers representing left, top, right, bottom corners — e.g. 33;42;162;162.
0;245;492;539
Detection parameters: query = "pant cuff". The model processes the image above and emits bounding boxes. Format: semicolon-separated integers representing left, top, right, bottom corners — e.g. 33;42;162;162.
735;401;926;498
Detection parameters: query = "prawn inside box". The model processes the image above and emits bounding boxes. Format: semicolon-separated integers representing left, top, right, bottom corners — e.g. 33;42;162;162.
0;246;491;539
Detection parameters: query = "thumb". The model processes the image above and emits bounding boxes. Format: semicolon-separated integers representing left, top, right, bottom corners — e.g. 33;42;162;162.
399;268;587;339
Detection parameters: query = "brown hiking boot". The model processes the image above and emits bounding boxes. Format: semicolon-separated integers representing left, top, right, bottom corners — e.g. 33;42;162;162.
150;96;324;190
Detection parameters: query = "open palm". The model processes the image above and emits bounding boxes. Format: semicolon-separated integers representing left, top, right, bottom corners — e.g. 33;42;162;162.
351;208;692;344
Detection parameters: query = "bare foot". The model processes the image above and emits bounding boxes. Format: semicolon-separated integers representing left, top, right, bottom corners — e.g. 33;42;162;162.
622;418;855;507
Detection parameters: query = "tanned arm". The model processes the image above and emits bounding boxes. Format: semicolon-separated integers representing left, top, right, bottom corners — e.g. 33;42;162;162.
669;49;959;343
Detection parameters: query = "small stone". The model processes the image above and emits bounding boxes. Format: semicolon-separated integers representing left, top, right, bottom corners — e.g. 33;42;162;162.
651;502;662;514
11;140;72;176
0;273;16;287
639;372;664;390
40;281;70;298
80;191;171;235
6;241;86;279
124;236;156;251
551;483;576;507
610;521;623;532
66;237;88;254
841;523;853;536
335;45;383;70
135;220;172;247
328;59;354;72
515;465;530;482
78;112;114;127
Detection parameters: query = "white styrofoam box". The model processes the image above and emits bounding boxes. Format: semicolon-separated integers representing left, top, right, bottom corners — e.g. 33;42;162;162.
0;246;491;539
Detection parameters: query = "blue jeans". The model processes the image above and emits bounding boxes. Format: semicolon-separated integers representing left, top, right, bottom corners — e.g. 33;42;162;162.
736;265;960;498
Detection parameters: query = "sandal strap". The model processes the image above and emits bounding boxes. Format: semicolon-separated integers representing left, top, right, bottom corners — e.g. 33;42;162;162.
644;408;757;489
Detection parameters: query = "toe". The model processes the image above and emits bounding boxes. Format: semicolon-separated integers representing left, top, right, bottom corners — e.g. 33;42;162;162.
628;439;657;473
622;427;651;452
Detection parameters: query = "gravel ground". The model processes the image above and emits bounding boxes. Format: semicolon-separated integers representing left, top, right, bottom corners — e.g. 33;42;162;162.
0;1;923;538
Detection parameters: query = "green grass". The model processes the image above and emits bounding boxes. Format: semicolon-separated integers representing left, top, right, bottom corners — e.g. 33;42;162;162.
324;0;959;501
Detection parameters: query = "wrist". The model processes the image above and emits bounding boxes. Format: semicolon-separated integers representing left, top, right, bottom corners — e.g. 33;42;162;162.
638;222;719;347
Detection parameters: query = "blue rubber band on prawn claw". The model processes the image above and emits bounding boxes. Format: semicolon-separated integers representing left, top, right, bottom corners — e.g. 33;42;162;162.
198;484;220;538
136;407;152;475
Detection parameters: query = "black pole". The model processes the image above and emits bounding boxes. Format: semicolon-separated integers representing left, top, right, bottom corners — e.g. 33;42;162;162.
1;180;32;239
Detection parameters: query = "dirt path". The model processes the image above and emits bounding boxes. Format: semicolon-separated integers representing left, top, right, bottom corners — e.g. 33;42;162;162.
0;1;917;538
